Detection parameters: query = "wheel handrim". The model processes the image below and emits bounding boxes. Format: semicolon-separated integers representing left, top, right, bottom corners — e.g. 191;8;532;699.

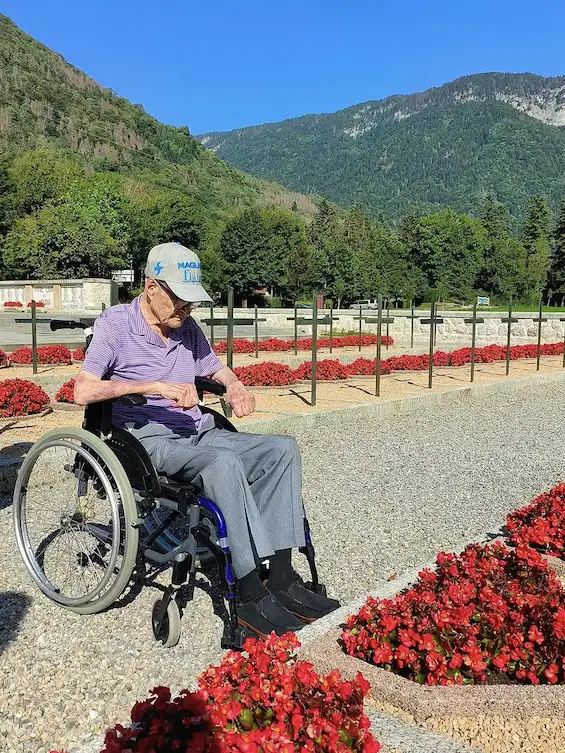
14;439;122;607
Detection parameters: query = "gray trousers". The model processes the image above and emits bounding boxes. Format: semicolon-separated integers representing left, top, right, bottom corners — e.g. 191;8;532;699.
134;424;306;578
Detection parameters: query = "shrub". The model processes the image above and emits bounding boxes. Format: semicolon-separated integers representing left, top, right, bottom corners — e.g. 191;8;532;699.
0;350;8;367
3;300;22;308
0;378;50;417
342;542;565;686
506;482;565;559
55;379;75;403
10;345;72;365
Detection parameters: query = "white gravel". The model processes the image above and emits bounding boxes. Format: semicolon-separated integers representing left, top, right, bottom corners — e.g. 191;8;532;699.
1;377;564;752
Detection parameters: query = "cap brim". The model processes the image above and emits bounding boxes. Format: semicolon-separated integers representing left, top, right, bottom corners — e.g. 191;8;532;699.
167;280;214;304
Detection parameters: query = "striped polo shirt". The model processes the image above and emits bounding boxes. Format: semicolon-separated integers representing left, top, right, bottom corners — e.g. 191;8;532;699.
82;296;223;433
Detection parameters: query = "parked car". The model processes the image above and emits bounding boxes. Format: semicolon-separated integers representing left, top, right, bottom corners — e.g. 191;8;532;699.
349;299;378;310
296;303;313;309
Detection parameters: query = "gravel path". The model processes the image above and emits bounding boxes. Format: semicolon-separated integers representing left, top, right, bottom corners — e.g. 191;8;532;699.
1;377;565;752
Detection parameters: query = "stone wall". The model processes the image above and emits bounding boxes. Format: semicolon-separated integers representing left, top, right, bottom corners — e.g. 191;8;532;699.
0;278;118;311
192;308;565;346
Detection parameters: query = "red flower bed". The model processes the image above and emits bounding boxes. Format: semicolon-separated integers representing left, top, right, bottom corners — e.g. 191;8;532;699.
506;483;565;559
214;334;394;355
51;635;380;753
342;542;565;686
27;300;45;308
3;300;22;308
293;359;350;381
0;378;50;417
10;345;72;365
55;379;75;404
233;362;296;386
72;347;85;361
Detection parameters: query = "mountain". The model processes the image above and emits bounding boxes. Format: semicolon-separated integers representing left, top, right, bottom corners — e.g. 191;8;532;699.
198;73;565;221
0;14;317;218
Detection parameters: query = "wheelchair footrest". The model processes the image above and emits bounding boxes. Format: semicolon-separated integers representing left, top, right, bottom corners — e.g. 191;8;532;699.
221;624;256;651
304;581;327;598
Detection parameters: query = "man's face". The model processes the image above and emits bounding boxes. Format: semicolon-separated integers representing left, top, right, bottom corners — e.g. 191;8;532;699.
145;279;194;328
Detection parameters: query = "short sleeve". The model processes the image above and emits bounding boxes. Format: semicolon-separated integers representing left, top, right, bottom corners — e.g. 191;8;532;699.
190;320;223;377
82;313;120;379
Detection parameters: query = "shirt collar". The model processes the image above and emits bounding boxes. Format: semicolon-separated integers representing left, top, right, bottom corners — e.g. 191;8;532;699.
127;295;185;350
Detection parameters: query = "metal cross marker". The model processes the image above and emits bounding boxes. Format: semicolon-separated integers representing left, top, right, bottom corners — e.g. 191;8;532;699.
464;302;485;382
502;299;518;375
420;301;444;389
410;299;415;348
363;296;395;396
560;317;565;369
533;298;547;371
287;306;338;407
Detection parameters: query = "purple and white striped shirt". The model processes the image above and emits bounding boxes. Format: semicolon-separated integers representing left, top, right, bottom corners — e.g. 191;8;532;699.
82;296;223;433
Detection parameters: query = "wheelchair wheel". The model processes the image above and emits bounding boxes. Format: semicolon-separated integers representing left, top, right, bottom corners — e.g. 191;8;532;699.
13;428;139;614
152;598;181;648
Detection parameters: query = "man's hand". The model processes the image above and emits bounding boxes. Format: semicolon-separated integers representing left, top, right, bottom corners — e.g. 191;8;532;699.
225;380;255;417
153;381;199;409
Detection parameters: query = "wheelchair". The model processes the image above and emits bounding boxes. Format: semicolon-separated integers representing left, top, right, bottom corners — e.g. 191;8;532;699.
13;318;325;649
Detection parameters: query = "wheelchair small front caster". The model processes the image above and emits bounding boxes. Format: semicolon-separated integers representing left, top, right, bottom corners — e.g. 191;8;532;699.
304;581;327;598
221;624;255;651
152;598;181;648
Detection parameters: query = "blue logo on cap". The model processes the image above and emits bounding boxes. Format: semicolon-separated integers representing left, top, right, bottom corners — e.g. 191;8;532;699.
153;261;163;275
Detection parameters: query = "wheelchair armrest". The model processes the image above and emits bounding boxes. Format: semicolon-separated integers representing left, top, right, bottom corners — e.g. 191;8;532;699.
195;377;226;396
114;394;147;407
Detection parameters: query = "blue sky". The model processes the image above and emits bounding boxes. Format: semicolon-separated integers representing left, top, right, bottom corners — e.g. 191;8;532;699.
3;0;565;134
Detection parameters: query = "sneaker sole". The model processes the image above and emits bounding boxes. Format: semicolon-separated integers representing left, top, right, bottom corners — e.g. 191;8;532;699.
237;616;303;640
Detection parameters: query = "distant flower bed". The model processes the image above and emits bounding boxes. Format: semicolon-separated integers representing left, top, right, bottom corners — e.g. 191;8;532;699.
10;345;72;365
231;341;565;386
213;334;393;354
342;542;565;686
72;347;85;361
233;362;296;387
3;300;22;308
27;300;45;308
0;378;50;418
55;379;75;404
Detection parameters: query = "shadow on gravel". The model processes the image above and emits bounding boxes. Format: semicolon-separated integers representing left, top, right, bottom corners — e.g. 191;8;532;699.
0;591;31;653
109;558;231;635
0;442;32;509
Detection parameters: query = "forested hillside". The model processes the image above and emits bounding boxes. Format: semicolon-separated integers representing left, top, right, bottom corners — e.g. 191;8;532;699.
0;14;317;287
1;16;564;308
199;73;565;221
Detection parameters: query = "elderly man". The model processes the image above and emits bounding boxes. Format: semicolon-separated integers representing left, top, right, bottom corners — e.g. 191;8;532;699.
74;242;339;637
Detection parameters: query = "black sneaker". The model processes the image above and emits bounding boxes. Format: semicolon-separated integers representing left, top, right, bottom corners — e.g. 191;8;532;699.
237;594;305;639
272;581;341;623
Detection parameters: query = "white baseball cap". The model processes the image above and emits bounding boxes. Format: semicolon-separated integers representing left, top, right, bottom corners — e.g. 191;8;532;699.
144;242;213;303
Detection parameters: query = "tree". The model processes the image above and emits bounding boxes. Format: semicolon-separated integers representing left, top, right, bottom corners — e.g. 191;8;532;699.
547;199;565;305
400;209;486;302
8;148;84;214
219;208;310;301
477;195;527;301
2;173;129;279
521;196;552;304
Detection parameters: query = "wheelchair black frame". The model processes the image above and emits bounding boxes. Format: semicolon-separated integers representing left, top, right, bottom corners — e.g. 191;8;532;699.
63;319;322;648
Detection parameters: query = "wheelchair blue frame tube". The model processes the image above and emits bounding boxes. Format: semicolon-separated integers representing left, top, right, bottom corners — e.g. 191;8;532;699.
198;496;236;594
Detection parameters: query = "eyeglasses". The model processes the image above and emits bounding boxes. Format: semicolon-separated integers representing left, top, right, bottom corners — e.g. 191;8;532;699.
156;280;192;309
